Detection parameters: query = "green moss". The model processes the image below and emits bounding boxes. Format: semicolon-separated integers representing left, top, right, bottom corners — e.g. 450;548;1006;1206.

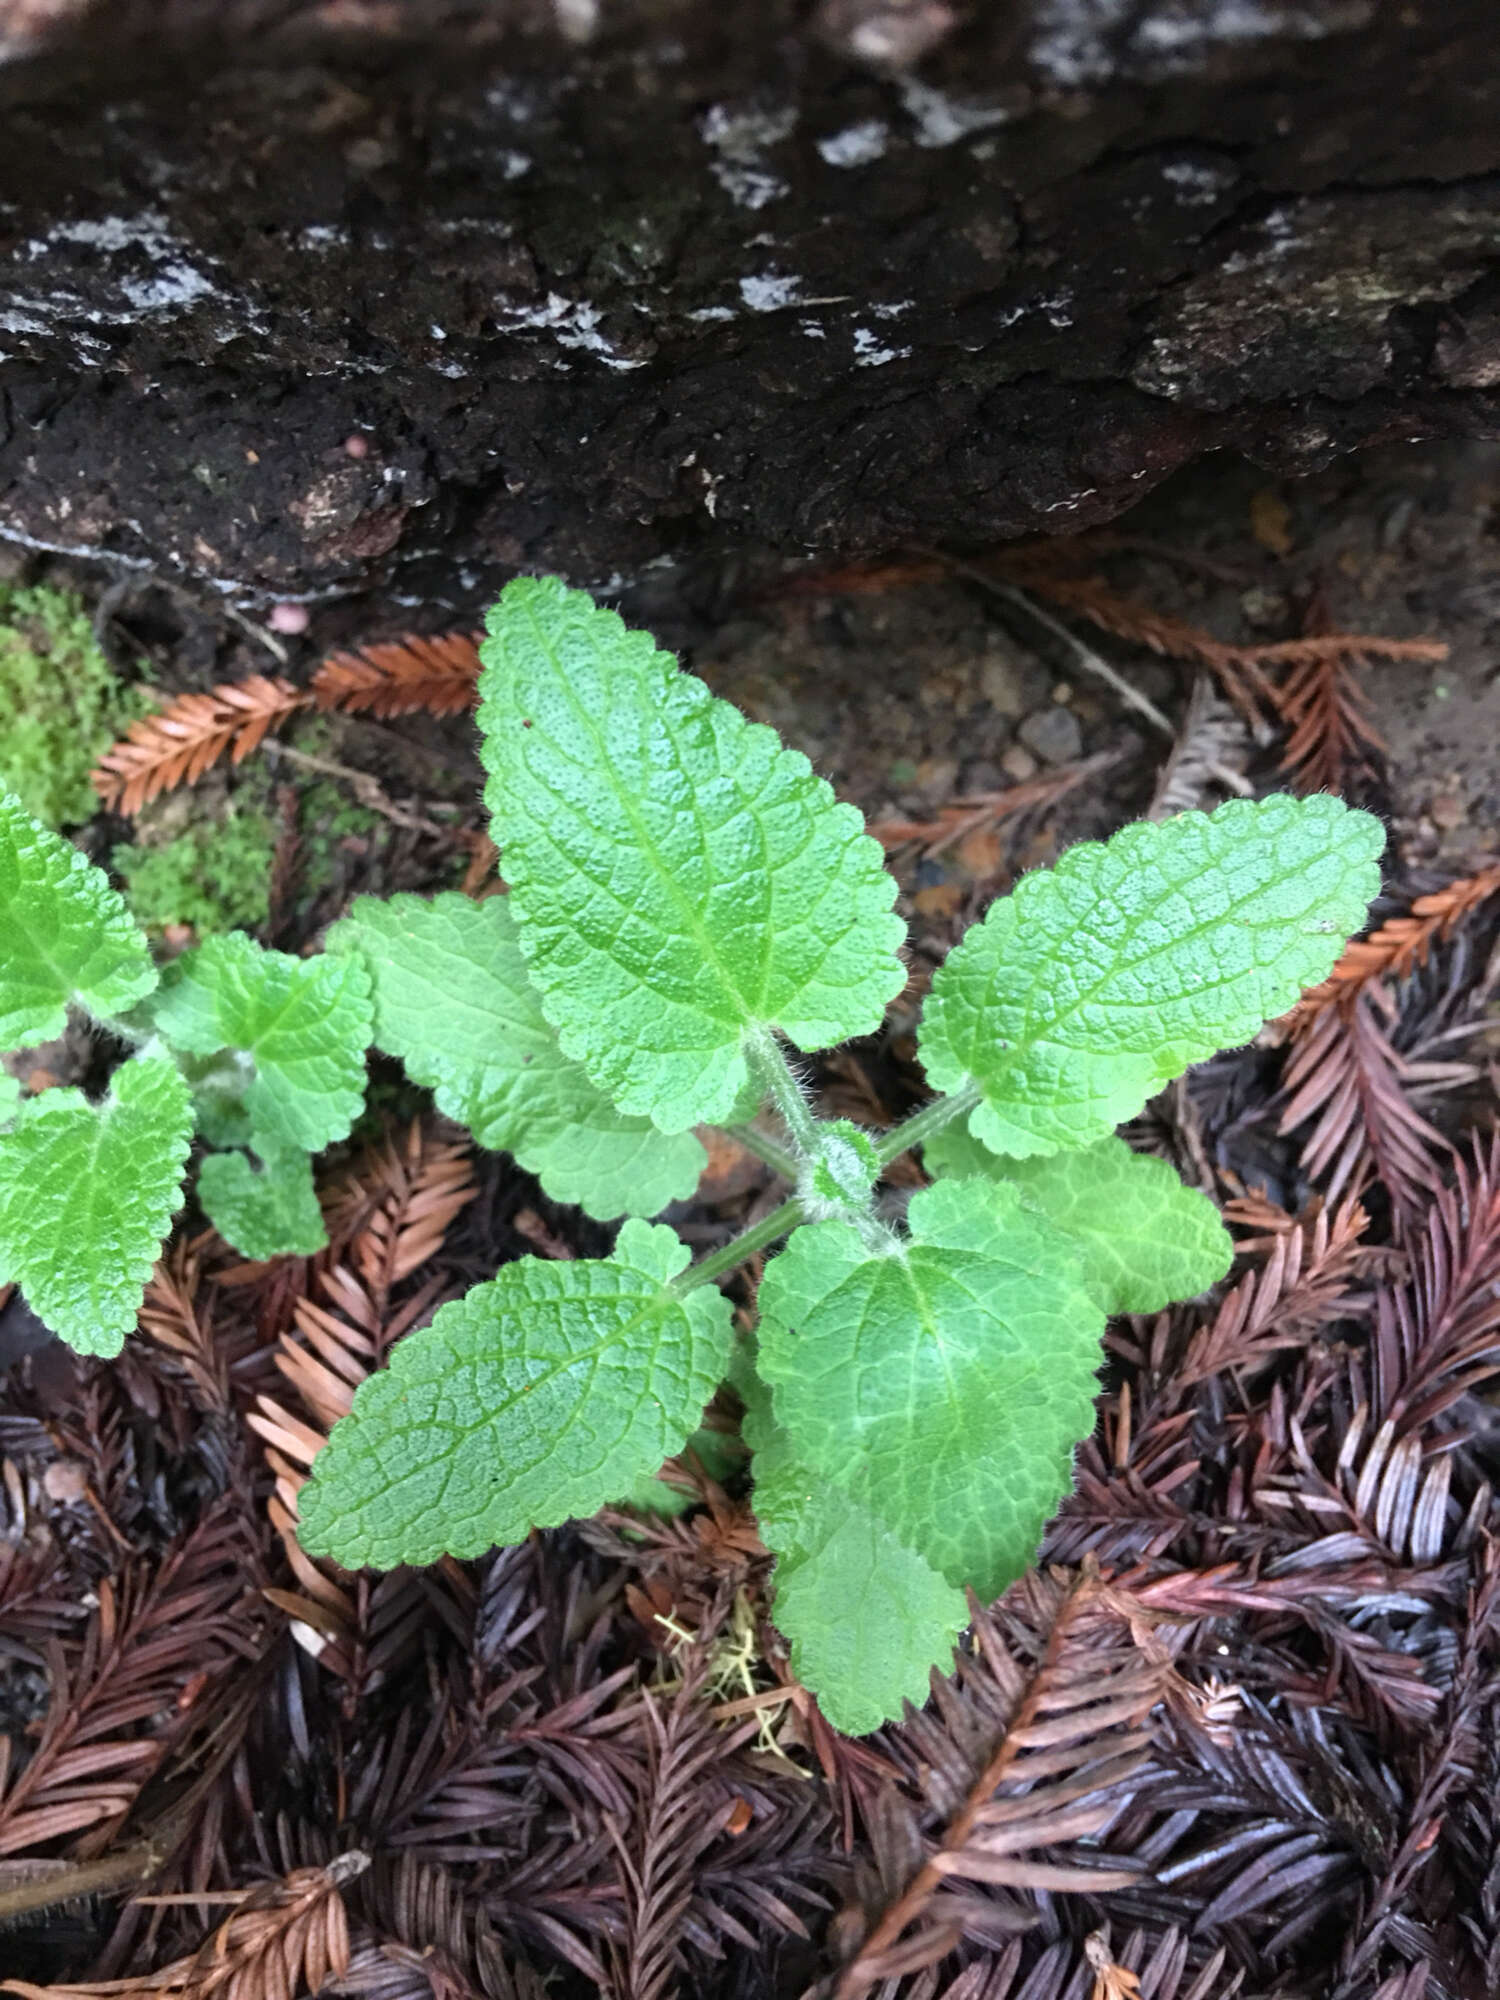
113;807;278;935
294;777;379;895
0;584;154;827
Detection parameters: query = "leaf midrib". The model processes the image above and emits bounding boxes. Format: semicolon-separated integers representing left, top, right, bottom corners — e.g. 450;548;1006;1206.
971;810;1346;1068
514;596;762;1027
354;1278;695;1549
15;901;145;1034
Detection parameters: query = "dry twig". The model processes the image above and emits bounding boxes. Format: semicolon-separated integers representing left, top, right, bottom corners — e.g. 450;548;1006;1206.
868;753;1118;855
1;1853;369;1999
833;1570;1171;1992
1301;864;1500;1013
1177;1195;1372;1387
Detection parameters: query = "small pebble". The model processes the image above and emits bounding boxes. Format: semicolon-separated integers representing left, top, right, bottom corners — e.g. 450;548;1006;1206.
955;827;1003;878
1250;487;1294;555
1051;681;1073;705
1429;786;1467;830
957;756;1004;794
915;755;960;798
43;1459;89;1504
1000;744;1038;782
1380;496;1416;549
981;654;1026;716
344;433;371;459
912;880;963;921
268;601;310;635
1018;705;1083;765
1240;584;1288;629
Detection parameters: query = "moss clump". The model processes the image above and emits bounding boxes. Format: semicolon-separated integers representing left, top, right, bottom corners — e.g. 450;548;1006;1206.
113;771;380;938
293;777;379;895
0;583;153;827
113;806;278;935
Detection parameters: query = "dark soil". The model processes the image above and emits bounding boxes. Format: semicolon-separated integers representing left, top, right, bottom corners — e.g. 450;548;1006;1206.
4;437;1500;1999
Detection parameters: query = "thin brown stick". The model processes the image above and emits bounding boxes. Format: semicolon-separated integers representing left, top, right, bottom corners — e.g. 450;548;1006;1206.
868;751;1120;853
261;738;455;837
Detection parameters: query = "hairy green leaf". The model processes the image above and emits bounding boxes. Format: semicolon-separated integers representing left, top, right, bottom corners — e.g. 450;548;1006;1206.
924;1128;1233;1313
476;576;905;1131
0;1055;191;1356
328;892;705;1219
298;1219;734;1569
745;1389;965;1734
0;1074;19;1128
197;1141;328;1261
0;789;156;1049
148;933;372;1153
757;1179;1104;1597
804;1119;881;1216
918;795;1382;1159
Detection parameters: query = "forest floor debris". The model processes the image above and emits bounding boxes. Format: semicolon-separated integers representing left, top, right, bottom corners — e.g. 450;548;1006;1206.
6;440;1500;1997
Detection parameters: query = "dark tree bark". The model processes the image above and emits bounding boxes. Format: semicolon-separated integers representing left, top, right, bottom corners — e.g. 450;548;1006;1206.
1;0;1498;605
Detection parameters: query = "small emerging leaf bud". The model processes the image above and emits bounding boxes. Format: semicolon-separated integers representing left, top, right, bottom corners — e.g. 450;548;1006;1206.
801;1119;881;1219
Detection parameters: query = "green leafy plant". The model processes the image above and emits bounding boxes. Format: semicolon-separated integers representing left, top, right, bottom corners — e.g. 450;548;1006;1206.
0;790;372;1350
0;578;1384;1735
299;579;1381;1732
0;582;153;828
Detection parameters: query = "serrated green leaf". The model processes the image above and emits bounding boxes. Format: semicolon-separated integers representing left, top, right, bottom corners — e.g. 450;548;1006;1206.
745;1388;965;1734
918;795;1383;1159
298;1219;734;1569
148;933;371;1153
197;1141;328;1261
924;1129;1233;1314
0;789;156;1049
328;892;705;1219
476;576;906;1132
0;1055;191;1356
757;1179;1104;1597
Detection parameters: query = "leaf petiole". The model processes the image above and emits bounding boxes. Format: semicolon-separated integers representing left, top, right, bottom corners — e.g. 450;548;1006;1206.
744;1023;821;1162
669;1194;805;1294
873;1079;983;1168
679;1086;990;1294
728;1122;802;1183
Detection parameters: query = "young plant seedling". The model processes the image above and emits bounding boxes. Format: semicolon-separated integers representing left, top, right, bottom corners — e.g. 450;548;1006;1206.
0;792;373;1346
300;578;1381;1731
0;578;1384;1734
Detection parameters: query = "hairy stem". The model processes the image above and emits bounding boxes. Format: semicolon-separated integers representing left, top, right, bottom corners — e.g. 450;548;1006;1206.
728;1121;802;1182
676;1077;986;1296
671;1195;803;1294
744;1024;821;1162
874;1079;984;1168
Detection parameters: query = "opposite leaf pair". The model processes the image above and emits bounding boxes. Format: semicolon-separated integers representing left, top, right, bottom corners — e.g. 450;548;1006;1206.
295;577;1382;1734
